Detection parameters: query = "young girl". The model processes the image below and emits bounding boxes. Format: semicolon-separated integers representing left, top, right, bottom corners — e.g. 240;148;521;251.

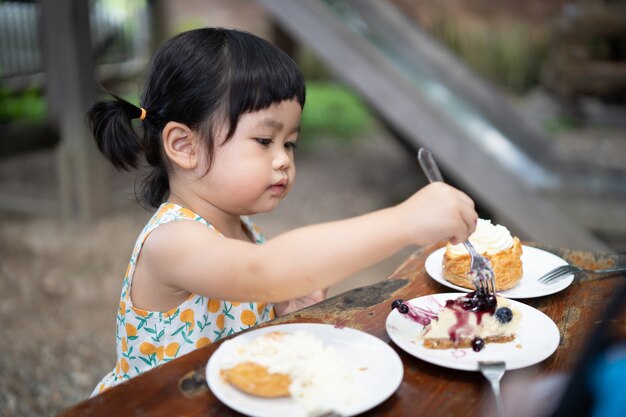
87;27;477;395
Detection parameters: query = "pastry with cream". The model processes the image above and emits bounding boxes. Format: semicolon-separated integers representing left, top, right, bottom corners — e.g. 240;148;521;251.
443;219;523;291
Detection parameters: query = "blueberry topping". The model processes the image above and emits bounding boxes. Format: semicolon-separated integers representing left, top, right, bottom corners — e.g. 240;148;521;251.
495;307;513;323
471;337;485;352
457;290;496;313
391;299;404;311
391;299;409;314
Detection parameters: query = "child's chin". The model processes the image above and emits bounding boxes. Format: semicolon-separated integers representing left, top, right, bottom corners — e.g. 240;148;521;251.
260;203;282;213
249;202;281;214
249;194;289;214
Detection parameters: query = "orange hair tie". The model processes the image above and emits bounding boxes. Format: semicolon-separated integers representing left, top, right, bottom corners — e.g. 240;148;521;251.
138;107;147;121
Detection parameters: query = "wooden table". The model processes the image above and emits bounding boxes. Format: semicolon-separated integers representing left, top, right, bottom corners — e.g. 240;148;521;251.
58;243;626;417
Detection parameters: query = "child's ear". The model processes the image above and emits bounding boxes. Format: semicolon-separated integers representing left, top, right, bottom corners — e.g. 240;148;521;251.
162;121;200;170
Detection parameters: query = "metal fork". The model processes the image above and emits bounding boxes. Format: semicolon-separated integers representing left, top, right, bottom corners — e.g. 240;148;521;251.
463;241;497;295
538;264;626;284
479;361;505;417
417;148;496;295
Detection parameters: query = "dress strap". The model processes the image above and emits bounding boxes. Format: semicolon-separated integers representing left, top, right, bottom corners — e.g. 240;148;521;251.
121;203;220;297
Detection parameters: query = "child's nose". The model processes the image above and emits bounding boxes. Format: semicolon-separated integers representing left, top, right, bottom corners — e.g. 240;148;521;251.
272;148;291;170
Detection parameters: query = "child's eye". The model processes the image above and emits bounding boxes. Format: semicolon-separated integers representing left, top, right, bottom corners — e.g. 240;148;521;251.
285;142;298;150
255;138;272;147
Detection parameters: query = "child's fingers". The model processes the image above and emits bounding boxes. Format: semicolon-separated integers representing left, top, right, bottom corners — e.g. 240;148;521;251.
451;206;477;244
456;189;475;209
462;207;478;233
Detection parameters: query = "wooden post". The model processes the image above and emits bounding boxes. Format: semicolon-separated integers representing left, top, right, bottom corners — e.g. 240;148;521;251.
39;0;108;221
148;0;169;54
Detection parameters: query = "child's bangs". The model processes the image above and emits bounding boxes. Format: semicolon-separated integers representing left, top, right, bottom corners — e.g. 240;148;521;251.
229;63;305;114
224;34;305;137
235;68;305;112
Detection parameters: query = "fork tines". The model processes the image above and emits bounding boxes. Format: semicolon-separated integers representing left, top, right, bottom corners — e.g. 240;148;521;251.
487;273;497;296
486;272;497;296
474;276;486;293
538;265;572;284
473;270;497;297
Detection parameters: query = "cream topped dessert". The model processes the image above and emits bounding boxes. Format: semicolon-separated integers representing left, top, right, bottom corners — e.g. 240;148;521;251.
220;331;361;417
443;219;523;291
447;219;514;256
392;292;521;352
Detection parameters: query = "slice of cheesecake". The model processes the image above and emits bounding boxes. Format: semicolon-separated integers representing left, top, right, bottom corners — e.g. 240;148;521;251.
421;291;521;351
392;291;521;352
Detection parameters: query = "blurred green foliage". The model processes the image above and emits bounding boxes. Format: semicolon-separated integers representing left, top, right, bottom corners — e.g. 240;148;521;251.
543;115;578;135
300;81;371;146
431;16;548;93
0;87;45;122
296;47;373;146
297;46;333;81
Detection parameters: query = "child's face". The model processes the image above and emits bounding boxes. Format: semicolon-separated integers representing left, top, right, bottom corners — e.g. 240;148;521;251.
197;99;301;215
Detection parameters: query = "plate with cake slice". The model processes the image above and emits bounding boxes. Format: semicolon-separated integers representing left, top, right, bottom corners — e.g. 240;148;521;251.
385;293;560;371
206;323;403;417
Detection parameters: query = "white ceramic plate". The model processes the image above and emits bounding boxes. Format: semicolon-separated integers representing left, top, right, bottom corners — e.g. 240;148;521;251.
386;293;560;371
206;323;403;417
424;245;573;299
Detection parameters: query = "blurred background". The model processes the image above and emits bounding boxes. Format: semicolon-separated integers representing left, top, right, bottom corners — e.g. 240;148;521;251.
0;0;625;415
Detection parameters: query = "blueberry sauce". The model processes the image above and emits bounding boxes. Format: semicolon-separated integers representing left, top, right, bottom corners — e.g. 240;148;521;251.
444;289;497;342
391;298;439;326
453;289;497;315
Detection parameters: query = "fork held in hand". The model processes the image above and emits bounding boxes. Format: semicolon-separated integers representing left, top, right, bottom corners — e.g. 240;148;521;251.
538;264;626;284
417;148;496;295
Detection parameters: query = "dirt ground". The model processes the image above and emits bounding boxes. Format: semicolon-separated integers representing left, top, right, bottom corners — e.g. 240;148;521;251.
0;131;425;417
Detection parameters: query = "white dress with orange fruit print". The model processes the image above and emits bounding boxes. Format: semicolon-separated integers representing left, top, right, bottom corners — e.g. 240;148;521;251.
92;202;275;396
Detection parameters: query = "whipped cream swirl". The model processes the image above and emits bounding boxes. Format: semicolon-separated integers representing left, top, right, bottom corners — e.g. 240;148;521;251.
447;218;514;256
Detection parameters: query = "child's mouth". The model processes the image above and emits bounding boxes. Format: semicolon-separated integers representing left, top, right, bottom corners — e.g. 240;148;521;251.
269;179;288;196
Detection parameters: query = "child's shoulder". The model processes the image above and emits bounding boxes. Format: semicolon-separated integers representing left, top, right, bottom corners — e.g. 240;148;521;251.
137;208;222;274
149;202;207;226
140;202;264;250
145;202;218;239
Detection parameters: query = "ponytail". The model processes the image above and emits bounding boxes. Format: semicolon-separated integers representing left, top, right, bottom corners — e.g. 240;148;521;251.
87;92;170;209
86;93;143;171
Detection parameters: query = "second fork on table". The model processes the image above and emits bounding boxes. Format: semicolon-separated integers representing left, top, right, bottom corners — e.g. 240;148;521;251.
538;264;626;284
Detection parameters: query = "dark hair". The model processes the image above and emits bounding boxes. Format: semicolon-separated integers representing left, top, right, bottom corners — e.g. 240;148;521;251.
87;28;306;208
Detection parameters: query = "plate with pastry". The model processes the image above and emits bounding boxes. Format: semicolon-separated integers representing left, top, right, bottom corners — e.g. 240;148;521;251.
386;293;560;371
424;219;573;298
206;323;403;417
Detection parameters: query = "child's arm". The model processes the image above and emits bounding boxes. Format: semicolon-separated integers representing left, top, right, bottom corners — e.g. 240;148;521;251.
141;182;476;303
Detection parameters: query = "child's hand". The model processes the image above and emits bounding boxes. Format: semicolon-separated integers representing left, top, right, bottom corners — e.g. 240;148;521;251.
402;182;477;246
273;289;328;316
